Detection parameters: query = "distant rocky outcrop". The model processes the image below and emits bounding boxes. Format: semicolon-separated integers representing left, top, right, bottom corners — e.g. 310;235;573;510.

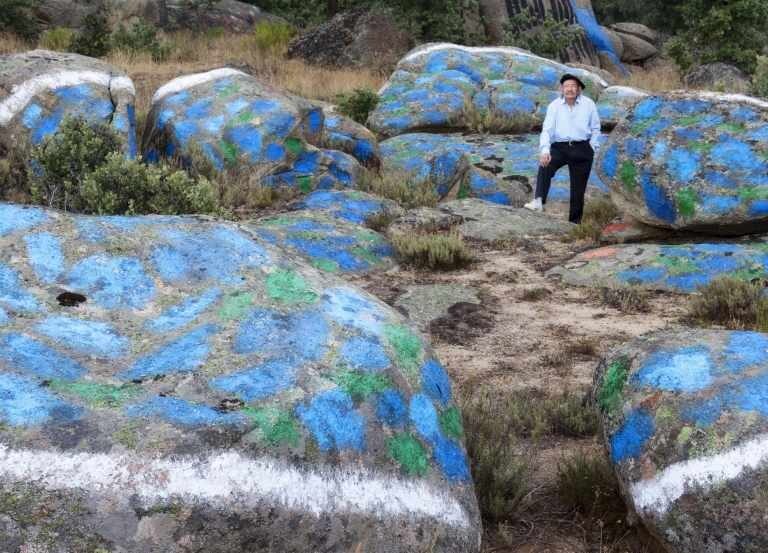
684;62;753;95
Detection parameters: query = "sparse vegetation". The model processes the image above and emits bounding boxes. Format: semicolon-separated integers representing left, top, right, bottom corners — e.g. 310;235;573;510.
594;285;651;313
520;287;551;302
391;232;472;270
688;276;768;331
251;20;295;56
39;28;75;51
504;7;584;61
112;19;171;62
569;198;619;242
357;170;438;210
556;452;625;522
335;88;379;125
0;0;40;41
754;55;768;98
70;6;112;57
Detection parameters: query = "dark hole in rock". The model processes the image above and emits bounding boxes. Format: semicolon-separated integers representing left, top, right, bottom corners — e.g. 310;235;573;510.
218;398;245;412
57;291;86;306
475;163;502;174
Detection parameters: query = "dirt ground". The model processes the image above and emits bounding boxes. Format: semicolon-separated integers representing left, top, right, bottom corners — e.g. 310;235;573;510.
352;233;687;553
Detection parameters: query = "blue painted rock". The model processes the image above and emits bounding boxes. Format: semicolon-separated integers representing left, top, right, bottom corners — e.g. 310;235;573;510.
0;50;137;158
381;132;607;207
295;189;403;225
247;210;396;274
597;92;768;233
368;43;607;138
596;329;768;552
321;107;381;168
0;202;480;552
548;241;768;293
596;85;648;128
143;68;367;193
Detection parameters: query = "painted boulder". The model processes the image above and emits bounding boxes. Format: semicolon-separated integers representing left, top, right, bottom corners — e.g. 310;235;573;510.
548;241;768;293
598;92;768;233
595;328;768;552
596;85;648;128
381;133;607;207
0;50;137;158
294;189;403;225
368;43;607;138
320;107;381;168
248;210;395;274
0;202;481;552
143;68;367;193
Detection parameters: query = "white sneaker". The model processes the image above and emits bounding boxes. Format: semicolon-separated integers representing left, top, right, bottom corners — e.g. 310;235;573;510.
524;197;543;212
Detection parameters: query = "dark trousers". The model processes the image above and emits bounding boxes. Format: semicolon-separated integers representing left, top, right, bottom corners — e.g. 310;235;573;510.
535;141;594;224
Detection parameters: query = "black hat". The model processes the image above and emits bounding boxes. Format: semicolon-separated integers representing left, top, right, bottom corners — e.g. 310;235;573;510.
560;73;586;89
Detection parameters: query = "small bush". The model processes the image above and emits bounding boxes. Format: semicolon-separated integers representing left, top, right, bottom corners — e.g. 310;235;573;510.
556;452;624;522
548;393;599;437
0;0;40;41
357;170;438;210
461;96;536;134
504;7;582;61
70;6;112;57
594;286;651;313
520;287;551;301
39;27;75;51
569;198;619;242
335;88;379;125
754;55;768;99
112;19;170;62
392;232;472;270
688;276;768;330
364;210;398;232
252;20;295;56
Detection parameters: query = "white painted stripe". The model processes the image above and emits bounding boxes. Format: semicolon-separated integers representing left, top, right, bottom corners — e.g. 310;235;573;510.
110;75;136;97
0;445;471;528
630;432;768;515
152;68;248;104
695;91;768;109
603;85;649;96
0;70;125;126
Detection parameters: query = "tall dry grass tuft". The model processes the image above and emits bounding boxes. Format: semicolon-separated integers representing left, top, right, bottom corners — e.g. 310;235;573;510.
619;61;683;92
0;32;31;55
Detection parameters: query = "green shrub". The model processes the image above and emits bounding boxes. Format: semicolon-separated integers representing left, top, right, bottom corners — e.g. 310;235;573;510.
593;285;651;313
112;19;171;61
0;0;40;41
0;140;31;202
391;232;472;270
39;27;75;51
556;452;625;522
688;276;768;330
252;20;295;55
754;55;768;99
569;198;619;242
335;88;379;125
70;6;112;57
357;170;438;209
504;7;583;60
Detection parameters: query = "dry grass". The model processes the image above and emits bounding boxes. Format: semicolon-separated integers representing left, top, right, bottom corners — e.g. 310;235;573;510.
688;276;768;331
0;33;32;55
618;61;683;92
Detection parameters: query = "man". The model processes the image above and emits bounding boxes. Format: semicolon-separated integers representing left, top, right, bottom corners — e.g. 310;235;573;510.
524;73;601;224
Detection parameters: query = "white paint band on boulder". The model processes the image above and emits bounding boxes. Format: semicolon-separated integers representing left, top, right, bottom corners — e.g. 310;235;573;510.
109;75;137;96
695;91;768;109
152;68;248;104
0;445;472;528
630;432;768;515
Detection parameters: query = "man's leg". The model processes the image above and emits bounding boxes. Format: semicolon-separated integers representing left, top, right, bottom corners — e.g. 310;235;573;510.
567;143;594;224
535;146;567;205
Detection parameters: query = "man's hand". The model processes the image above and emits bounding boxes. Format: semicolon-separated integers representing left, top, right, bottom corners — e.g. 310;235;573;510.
539;152;551;167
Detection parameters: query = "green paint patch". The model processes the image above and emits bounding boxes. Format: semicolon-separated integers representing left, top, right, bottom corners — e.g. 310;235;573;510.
676;115;703;126
457;181;470;199
218;82;240;97
690;141;713;154
113;424;139;448
655;405;675;426
440;406;463;439
266;269;318;305
49;380;141;408
297;175;312;193
717;122;746;133
676;187;697;218
350;246;382;265
630;117;658;135
354;228;380;243
261;215;293;226
619;160;637;191
218;291;254;320
312;258;339;272
220;140;238;164
384;324;422;379
242;407;301;447
332;370;391;401
676;425;693;446
284;137;303;156
290;230;325;241
731;266;767;281
740;187;768;201
234;111;254;125
598;357;630;414
388;433;428;476
658;255;697;275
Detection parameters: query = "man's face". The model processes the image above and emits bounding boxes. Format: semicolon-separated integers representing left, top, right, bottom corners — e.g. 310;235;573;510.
560;79;581;99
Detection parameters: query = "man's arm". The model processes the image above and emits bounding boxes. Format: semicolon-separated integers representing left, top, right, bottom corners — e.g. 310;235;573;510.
589;102;601;152
540;103;555;155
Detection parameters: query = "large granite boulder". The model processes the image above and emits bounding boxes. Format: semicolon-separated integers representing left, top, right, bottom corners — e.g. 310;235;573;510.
596;85;648;128
368;43;608;138
609;22;659;46
684;62;753;95
0;50;137;158
597;92;768;233
548;241;768;293
0;201;481;552
143;68;370;193
381;132;608;207
287;7;412;72
614;32;658;63
294;189;404;225
595;328;768;552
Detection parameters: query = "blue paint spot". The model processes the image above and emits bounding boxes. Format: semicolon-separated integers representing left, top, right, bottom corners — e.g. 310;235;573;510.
681;395;724;427
0;204;47;236
211;358;298;402
610;409;655;463
376;389;407;428
572;5;628;75
340;335;390;372
634;346;713;392
666;149;700;182
711;138;762;171
0;263;40;313
665;273;712;293
0;308;7;325
35;316;128;359
669;99;708;114
601;144;618;178
321;286;388;335
127;396;246;427
264;143;285;162
674;128;703;141
694;255;740;274
723;331;768;373
410;393;441;444
617;266;666;285
433;435;470;481
185;98;212;119
24;232;64;284
22;103;43;129
749;201;768;217
234;308;328;362
226;125;262;161
641;172;676;223
650;141;668;163
67;255;155;310
296;389;365;452
0;373;81;426
633;98;662;120
704;171;737;189
420;359;451;406
625;138;646;160
121;324;218;381
32;108;63;144
147;288;221;333
306;109;323;135
0;333;86;380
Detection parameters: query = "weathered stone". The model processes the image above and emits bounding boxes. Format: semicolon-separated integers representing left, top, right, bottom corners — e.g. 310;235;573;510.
597;92;768;233
287;7;412;72
247;210;395;274
0;201;481;552
599;26;624;60
0;50;137;158
395;284;481;331
596;85;648;128
388;206;465;238
609;22;659;45
294;189;404;225
615;32;658;63
595;328;768;552
321;107;381;168
598;218;674;244
369;43;608;138
684;63;753;95
548;241;768;293
143;68;368;193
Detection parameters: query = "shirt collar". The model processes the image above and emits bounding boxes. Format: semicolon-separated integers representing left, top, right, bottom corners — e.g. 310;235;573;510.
560;95;581;105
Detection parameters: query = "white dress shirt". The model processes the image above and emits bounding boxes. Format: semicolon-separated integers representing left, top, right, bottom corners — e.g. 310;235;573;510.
539;95;601;154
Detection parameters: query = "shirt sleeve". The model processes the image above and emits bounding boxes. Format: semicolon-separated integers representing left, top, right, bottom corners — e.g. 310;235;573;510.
589;102;602;151
540;103;555;155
